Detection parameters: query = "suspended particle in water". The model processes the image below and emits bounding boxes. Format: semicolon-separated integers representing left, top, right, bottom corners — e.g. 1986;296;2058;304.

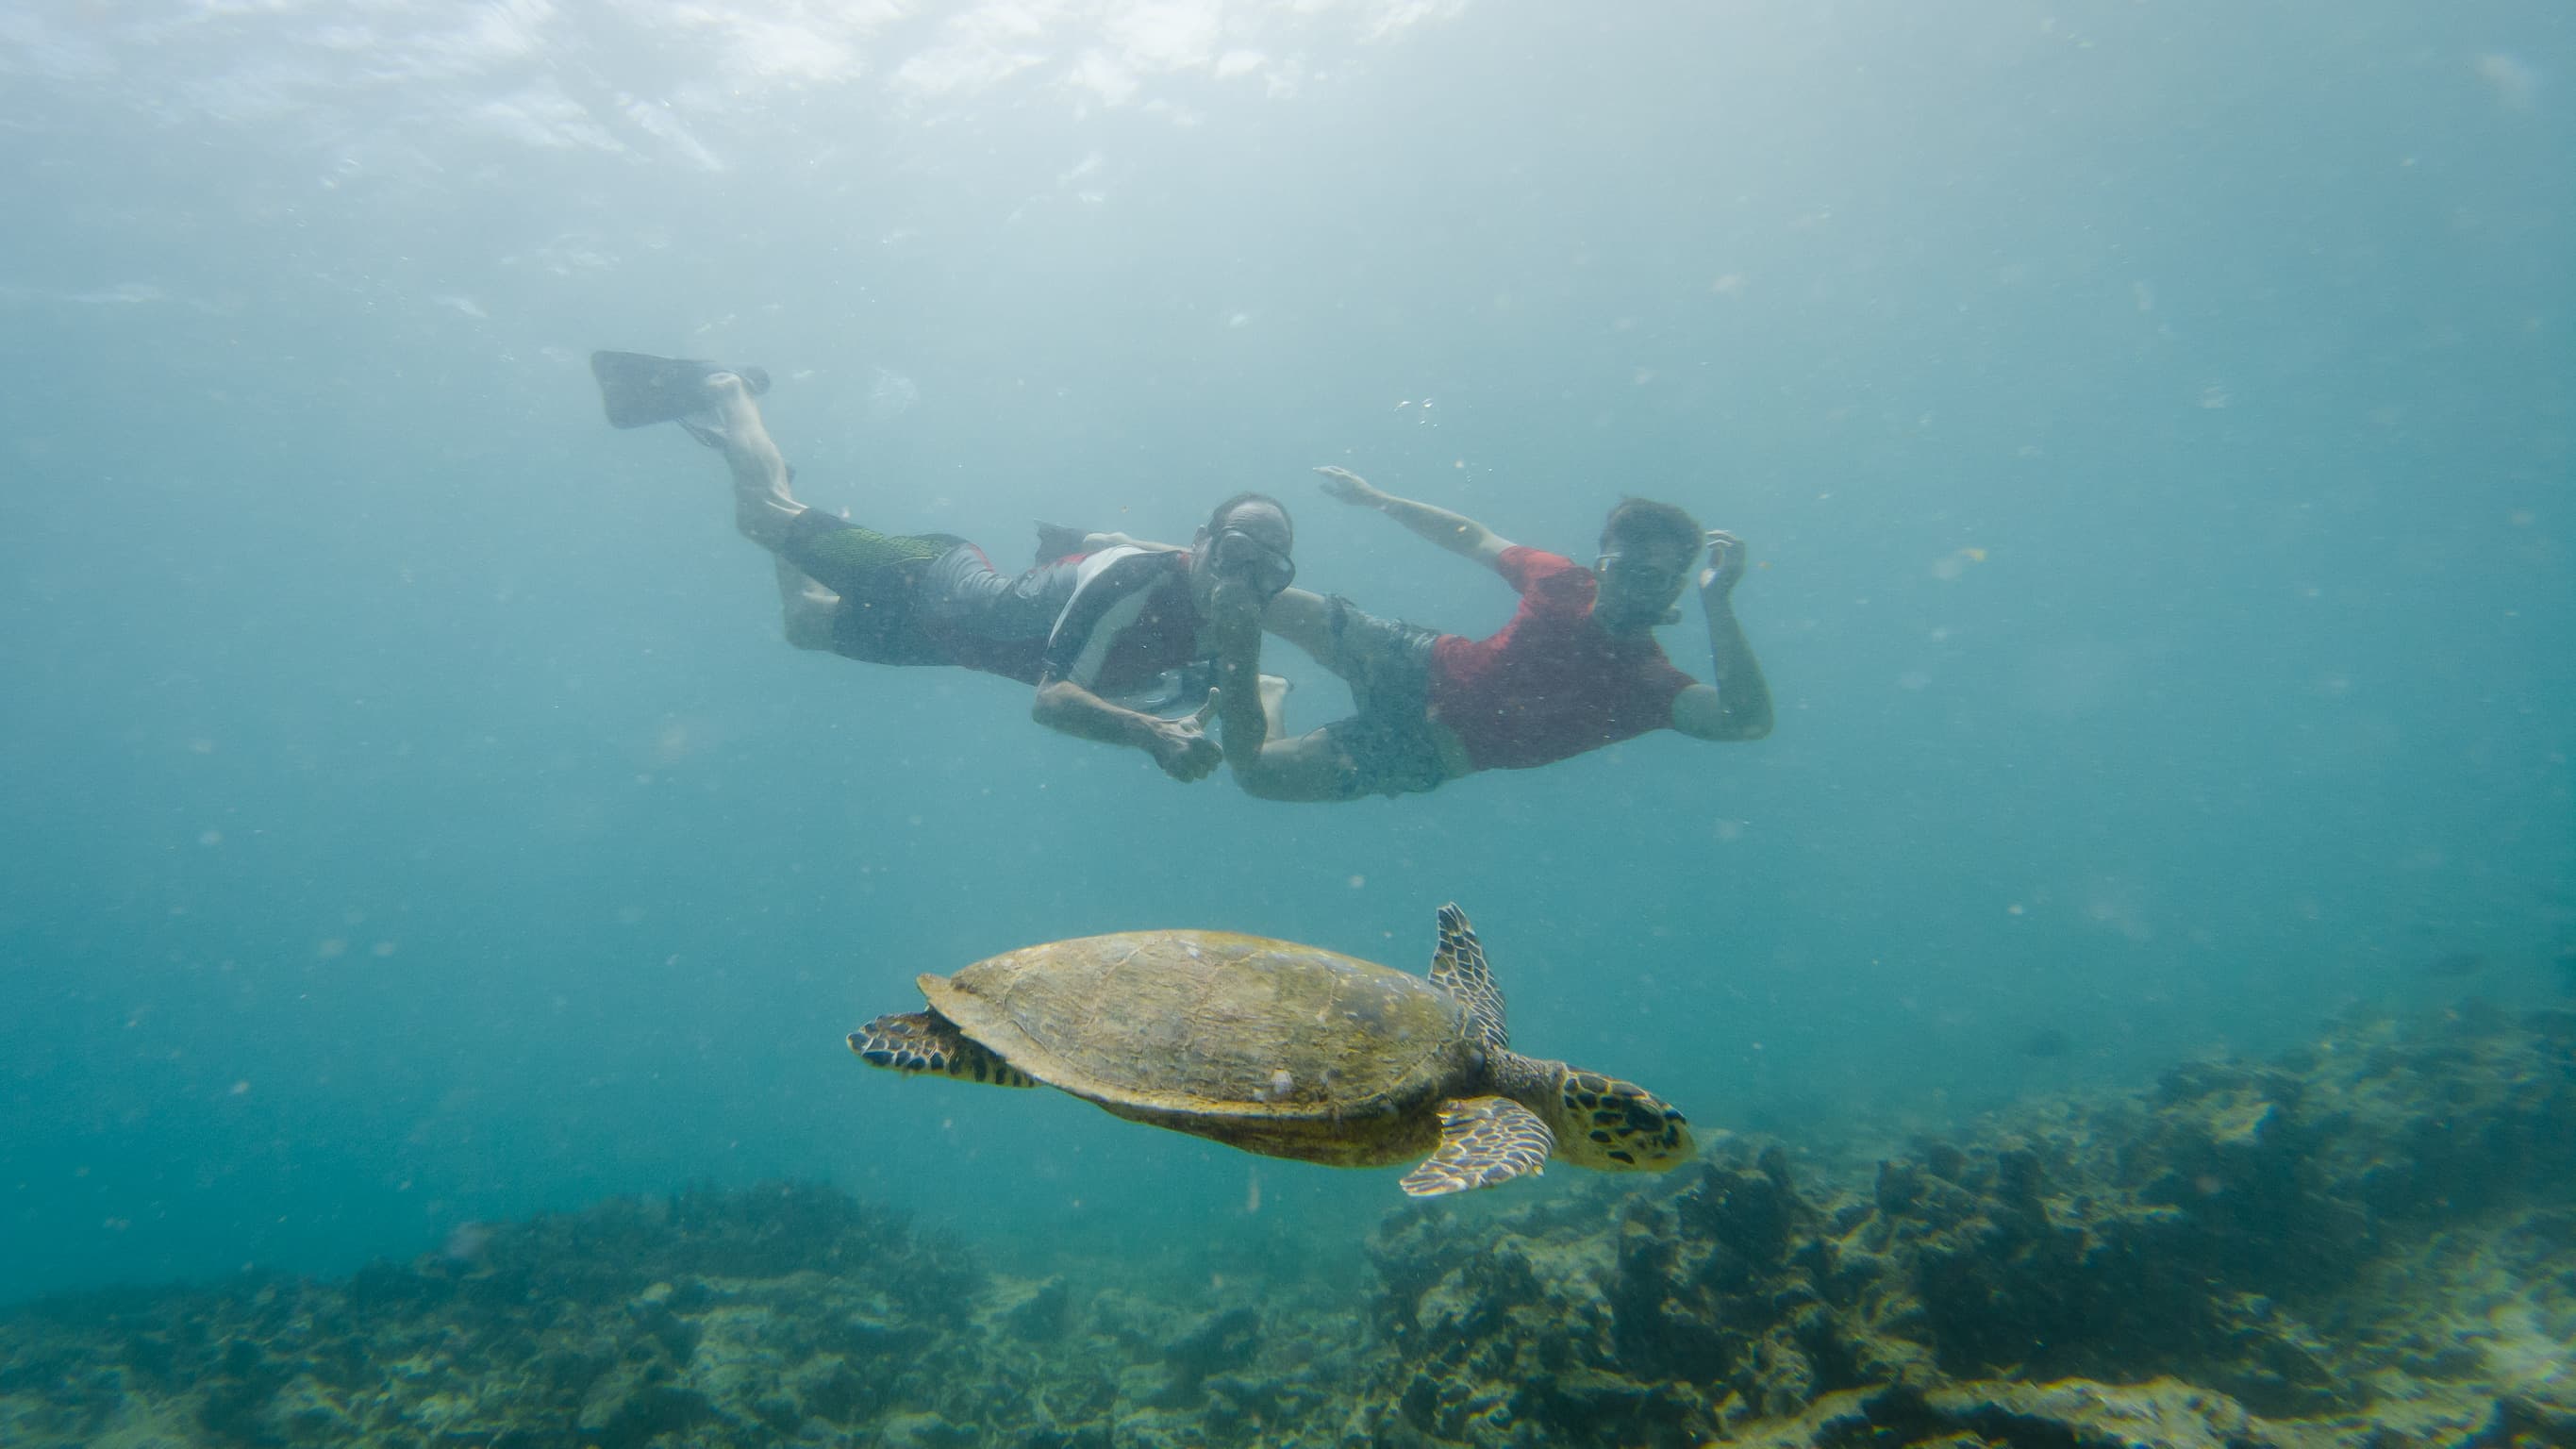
443;1222;493;1262
2477;53;2538;110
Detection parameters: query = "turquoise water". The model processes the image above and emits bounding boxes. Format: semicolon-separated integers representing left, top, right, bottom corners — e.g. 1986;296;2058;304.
1;3;2568;1308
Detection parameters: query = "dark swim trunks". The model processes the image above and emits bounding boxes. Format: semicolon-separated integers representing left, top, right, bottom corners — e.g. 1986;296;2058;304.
777;513;1205;704
779;511;973;667
1313;595;1452;798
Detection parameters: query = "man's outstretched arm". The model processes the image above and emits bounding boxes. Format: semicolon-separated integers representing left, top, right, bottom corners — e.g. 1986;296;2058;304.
1031;679;1224;781
1315;467;1516;574
1671;530;1775;742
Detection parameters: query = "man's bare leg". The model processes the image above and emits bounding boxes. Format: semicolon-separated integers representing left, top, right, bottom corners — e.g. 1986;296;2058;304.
1261;587;1338;665
1202;588;1354;802
694;374;839;651
1257;673;1290;737
773;557;838;651
698;374;802;547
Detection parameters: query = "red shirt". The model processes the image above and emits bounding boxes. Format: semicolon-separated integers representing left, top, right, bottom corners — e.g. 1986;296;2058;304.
1427;547;1695;772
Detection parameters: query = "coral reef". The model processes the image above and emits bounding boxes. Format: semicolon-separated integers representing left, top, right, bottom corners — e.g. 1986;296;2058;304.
0;1184;1368;1448
0;1008;2568;1449
1364;1006;2576;1447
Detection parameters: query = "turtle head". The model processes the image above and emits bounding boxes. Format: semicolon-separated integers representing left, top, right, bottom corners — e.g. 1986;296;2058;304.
1546;1066;1694;1174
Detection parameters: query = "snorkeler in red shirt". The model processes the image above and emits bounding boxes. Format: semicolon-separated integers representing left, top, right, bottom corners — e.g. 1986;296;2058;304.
1205;467;1773;801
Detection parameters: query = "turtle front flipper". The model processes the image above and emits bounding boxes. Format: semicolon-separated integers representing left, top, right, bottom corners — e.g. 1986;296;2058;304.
1398;1096;1554;1196
848;1011;1034;1088
1428;904;1509;1053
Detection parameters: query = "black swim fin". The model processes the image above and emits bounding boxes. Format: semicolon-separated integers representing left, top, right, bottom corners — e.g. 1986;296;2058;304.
590;350;772;429
1033;521;1092;564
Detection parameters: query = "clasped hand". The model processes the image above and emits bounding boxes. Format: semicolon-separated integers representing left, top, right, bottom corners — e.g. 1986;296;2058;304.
1147;691;1224;782
1699;529;1748;594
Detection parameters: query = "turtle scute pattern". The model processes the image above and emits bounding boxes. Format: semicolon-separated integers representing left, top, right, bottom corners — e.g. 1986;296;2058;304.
936;933;1468;1112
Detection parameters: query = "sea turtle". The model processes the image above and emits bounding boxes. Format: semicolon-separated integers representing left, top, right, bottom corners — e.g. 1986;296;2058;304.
848;904;1693;1196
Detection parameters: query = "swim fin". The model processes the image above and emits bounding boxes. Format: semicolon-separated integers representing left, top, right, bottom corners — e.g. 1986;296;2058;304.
1033;521;1092;564
590;350;772;429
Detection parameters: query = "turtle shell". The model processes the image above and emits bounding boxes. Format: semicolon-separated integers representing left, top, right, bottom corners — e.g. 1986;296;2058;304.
922;930;1477;1124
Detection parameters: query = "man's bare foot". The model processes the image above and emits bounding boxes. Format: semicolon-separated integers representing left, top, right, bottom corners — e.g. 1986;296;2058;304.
684;373;768;449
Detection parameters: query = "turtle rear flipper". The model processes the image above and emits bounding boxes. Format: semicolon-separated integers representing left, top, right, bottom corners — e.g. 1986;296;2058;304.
849;1012;1034;1088
1399;1096;1554;1196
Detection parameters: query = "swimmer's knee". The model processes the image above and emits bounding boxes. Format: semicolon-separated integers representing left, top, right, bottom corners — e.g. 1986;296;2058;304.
783;608;838;652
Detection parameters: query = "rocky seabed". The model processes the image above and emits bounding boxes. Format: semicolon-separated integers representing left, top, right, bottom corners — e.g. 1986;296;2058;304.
4;1007;2570;1448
